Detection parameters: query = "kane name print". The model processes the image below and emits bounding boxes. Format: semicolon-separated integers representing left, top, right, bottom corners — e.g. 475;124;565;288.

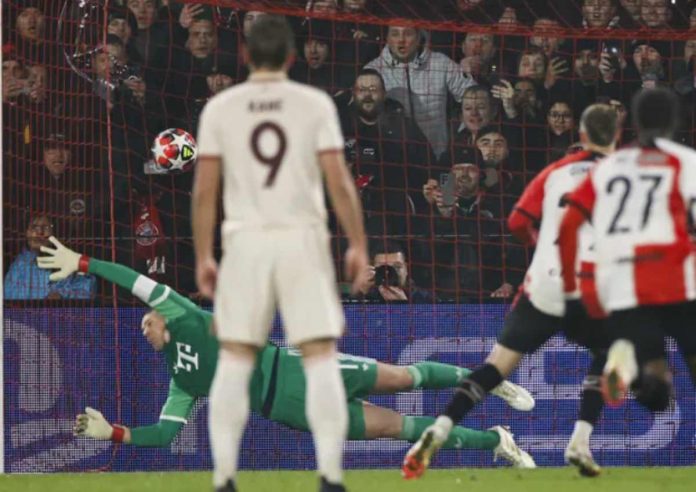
248;100;282;112
174;342;199;373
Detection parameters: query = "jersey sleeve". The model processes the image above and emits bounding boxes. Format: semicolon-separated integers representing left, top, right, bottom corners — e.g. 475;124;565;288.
565;173;597;219
507;164;553;243
315;95;344;154
87;258;199;323
196;101;222;158
128;379;196;447
678;158;696;228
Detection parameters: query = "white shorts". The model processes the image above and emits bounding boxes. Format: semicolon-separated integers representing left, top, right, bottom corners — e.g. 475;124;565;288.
214;226;344;346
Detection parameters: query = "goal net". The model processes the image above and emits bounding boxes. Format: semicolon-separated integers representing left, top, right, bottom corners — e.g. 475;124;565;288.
2;0;696;473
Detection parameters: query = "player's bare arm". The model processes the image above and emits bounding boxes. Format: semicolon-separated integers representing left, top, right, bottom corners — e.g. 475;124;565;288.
191;155;222;299
320;149;369;292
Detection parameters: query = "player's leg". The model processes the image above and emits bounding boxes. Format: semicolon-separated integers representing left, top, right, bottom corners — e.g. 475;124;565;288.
209;342;259;491
370;361;534;411
277;227;348;491
562;302;609;477
297;338;348;490
603;307;669;410
403;295;556;478
565;350;606;477
357;403;534;471
665;301;696;387
210;232;275;491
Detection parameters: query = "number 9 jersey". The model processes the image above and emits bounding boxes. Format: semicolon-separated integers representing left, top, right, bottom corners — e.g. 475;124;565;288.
196;72;344;235
196;72;346;347
566;138;696;312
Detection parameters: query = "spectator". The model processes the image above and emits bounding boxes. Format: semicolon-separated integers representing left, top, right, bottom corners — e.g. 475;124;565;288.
166;15;236;106
674;39;696;97
474;125;522;205
186;18;219;62
574;47;602;86
107;7;141;63
546;100;577;161
206;66;235;95
2;58;29;104
2;55;53;161
691;6;696;29
421;162;520;300
42;133;70;180
331;0;383;81
627;40;670;90
511;78;545;123
444;85;495;164
365;25;474;158
422;162;497;219
529;18;565;60
126;0;169;65
18;131;103;239
459;33;498;85
12;2;46;61
290;20;354;93
340;69;433;235
516;48;547;86
619;0;643;25
581;0;620;29
4;214;95;300
640;0;672;28
91;35;148;109
528;18;570;96
15;4;45;44
353;241;434;302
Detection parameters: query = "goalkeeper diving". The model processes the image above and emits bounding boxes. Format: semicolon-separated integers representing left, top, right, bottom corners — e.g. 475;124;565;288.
38;237;535;467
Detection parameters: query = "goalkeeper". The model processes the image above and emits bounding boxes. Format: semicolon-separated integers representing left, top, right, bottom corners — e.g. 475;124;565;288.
38;237;535;468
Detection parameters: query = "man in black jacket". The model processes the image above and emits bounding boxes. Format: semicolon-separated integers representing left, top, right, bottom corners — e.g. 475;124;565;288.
340;68;435;236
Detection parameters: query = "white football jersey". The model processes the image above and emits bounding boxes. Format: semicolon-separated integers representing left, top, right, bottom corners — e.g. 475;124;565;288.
513;151;603;316
197;72;344;235
568;138;696;311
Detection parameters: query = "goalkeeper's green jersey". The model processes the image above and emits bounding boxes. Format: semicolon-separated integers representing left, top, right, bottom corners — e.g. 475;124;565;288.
86;259;279;446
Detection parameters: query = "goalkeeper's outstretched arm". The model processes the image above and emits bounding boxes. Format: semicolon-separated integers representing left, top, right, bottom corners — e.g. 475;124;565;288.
74;381;197;447
37;236;195;321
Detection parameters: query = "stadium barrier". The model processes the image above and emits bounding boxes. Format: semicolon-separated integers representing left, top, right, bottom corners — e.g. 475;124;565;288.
4;304;695;472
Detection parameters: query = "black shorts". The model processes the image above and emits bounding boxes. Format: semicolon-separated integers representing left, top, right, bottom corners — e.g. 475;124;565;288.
498;295;609;355
607;301;696;365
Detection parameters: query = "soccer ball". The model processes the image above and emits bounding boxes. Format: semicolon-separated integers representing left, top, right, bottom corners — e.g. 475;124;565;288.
151;128;198;173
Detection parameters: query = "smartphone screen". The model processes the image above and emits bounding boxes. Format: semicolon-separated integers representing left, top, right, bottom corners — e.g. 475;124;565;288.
440;172;457;207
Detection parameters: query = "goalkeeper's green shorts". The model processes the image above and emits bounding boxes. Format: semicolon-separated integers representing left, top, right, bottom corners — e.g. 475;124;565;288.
268;349;379;440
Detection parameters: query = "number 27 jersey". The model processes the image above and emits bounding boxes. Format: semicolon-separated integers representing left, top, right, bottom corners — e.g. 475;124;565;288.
196;72;344;234
567;139;696;311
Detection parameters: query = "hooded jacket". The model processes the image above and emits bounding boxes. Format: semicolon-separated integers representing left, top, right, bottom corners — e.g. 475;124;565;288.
365;31;473;158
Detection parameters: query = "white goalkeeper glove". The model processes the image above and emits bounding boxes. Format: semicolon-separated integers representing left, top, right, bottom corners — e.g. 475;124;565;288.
74;407;114;440
37;236;85;281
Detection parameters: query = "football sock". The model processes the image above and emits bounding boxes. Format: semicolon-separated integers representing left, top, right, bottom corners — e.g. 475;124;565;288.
208;351;254;488
400;416;500;450
570;420;594;447
444;363;504;423
407;361;472;389
578;354;605;427
304;354;348;485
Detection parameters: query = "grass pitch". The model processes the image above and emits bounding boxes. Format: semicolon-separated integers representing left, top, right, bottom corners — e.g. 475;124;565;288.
1;468;694;492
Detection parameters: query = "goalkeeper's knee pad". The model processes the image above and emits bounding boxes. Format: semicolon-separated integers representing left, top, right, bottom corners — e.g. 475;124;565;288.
633;374;671;412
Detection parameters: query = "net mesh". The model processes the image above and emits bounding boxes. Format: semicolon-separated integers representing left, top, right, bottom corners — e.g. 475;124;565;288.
3;0;696;473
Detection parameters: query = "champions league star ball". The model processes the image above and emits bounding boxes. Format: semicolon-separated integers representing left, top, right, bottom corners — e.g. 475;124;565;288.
151;128;198;173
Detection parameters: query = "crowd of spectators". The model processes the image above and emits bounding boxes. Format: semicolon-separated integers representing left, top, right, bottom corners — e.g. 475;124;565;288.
3;0;696;302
